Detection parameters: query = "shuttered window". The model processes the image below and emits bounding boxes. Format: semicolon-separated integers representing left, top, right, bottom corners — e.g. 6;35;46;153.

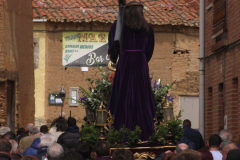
212;0;227;39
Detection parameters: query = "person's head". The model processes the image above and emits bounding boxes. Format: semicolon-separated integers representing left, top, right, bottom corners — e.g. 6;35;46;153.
226;149;240;160
76;142;91;159
208;134;222;149
112;149;134;160
47;143;64;160
61;151;83;160
21;155;39;160
59;112;65;118
3;131;16;140
95;141;110;157
175;143;189;153
183;119;191;127
39;134;55;147
219;129;232;142
222;143;238;160
162;152;177;160
51;117;67;132
28;126;39;134
173;150;201;160
9;140;19;154
0;127;11;136
0;139;12;156
124;1;151;33
26;123;34;131
68;117;76;127
197;148;213;160
16;128;25;136
40;125;48;134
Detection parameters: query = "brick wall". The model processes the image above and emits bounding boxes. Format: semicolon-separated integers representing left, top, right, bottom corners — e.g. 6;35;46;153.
204;0;240;142
34;22;200;128
0;0;34;129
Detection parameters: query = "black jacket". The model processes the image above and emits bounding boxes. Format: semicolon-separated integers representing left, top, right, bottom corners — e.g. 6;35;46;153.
35;146;48;160
57;125;80;153
183;126;205;150
0;153;11;160
11;153;22;160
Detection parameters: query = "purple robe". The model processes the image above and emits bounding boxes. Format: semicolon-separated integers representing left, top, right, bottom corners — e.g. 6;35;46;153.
108;21;156;141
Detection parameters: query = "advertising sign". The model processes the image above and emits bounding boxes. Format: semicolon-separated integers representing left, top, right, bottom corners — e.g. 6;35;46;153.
62;32;109;67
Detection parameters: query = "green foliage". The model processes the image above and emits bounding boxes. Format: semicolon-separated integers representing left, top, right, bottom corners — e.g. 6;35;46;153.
167;111;183;144
152;80;176;123
81;123;100;148
127;126;142;147
67;59;112;112
149;124;169;145
149;133;159;145
105;125;128;148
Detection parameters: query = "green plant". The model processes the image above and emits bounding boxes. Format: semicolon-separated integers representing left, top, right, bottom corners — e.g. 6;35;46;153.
167;111;183;144
152;79;176;123
105;125;128;148
127;126;142;147
149;124;169;145
149;133;159;145
68;59;112;112
81;123;100;148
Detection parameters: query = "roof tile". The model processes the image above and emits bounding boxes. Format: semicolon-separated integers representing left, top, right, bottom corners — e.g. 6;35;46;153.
32;0;199;27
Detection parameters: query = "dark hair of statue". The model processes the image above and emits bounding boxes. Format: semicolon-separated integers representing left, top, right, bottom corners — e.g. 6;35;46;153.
124;1;151;34
50;117;67;132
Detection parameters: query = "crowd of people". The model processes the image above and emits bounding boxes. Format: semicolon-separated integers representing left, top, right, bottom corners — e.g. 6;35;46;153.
155;119;240;160
0;113;240;160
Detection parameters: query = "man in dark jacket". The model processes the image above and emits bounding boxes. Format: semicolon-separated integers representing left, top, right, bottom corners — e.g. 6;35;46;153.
0;139;12;160
182;119;205;150
94;141;111;160
35;134;55;160
57;117;80;153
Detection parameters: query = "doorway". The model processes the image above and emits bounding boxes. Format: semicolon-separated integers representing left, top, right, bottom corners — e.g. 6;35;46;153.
7;80;15;131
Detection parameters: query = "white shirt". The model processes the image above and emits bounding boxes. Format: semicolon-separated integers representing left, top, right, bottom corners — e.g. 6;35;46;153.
210;151;223;160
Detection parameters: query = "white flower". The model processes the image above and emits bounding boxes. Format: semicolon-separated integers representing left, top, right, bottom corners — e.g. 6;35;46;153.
157;79;161;85
88;98;91;101
92;89;94;92
103;79;106;84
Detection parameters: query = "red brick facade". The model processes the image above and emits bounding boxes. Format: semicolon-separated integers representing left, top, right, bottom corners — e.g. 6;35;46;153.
204;0;240;142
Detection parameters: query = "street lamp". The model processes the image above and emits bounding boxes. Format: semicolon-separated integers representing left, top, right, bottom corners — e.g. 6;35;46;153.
163;101;174;146
163;101;174;122
95;102;108;140
59;86;66;117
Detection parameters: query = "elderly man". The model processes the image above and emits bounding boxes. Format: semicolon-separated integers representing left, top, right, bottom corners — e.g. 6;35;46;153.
9;140;22;160
222;143;238;160
154;143;189;160
19;125;39;153
35;134;55;160
18;123;34;144
47;143;64;160
0;139;12;160
219;130;232;150
0;127;11;137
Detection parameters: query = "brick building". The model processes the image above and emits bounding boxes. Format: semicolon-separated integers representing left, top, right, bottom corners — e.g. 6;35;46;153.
32;0;200;129
204;0;240;142
0;0;35;130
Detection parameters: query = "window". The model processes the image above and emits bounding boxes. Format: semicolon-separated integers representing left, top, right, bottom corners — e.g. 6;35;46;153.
69;87;79;106
212;0;227;39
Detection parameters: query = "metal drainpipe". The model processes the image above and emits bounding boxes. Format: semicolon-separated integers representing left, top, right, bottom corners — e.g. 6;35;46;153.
199;0;205;138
